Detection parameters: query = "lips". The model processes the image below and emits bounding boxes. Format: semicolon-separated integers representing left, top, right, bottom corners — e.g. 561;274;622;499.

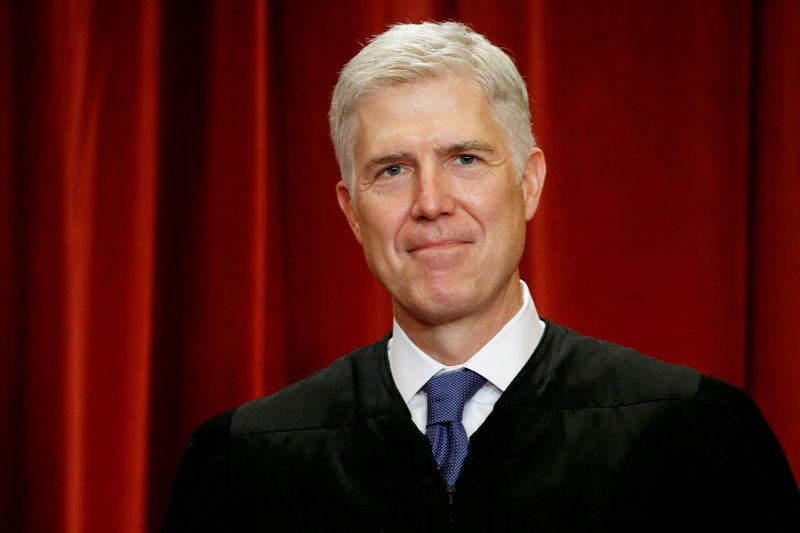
408;239;469;252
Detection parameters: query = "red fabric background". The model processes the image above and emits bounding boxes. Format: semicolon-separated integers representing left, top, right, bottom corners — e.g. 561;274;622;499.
1;1;798;531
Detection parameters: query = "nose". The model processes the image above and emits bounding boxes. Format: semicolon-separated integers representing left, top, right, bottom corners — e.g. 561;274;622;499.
409;167;456;220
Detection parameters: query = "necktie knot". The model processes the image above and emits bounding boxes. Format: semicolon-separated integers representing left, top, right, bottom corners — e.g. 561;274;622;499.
423;369;487;425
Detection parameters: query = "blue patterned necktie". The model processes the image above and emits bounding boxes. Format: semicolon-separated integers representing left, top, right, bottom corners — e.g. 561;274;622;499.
422;369;487;486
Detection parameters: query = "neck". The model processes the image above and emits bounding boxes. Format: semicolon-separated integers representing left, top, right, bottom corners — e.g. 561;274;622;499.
394;278;523;366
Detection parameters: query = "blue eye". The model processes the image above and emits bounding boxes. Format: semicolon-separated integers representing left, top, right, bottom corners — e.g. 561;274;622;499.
457;155;476;165
382;165;403;177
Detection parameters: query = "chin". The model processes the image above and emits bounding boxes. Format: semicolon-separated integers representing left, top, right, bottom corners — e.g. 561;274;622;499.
401;288;480;326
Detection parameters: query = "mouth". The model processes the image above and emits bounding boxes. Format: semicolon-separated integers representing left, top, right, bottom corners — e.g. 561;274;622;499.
408;239;469;252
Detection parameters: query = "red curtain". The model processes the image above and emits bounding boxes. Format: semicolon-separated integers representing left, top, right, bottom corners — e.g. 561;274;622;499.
1;1;798;531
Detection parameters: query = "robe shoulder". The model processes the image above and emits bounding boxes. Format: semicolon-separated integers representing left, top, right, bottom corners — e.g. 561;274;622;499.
515;320;701;409
232;334;397;436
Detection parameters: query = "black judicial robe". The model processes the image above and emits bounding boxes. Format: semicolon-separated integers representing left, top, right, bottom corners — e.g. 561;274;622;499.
163;320;800;532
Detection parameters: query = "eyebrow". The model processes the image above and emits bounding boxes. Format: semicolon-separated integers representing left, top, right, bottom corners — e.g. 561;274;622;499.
363;152;408;171
437;140;497;156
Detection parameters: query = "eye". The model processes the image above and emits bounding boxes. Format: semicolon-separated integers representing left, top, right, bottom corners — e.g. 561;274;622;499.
380;165;404;177
456;154;476;165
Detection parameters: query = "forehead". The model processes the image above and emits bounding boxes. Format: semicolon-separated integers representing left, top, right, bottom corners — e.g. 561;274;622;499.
353;76;508;159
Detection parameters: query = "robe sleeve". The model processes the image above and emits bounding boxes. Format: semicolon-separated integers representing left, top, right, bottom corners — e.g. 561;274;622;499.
162;409;236;533
696;375;800;531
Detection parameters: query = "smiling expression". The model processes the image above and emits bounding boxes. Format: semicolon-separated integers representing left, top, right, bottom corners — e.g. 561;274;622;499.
336;75;545;329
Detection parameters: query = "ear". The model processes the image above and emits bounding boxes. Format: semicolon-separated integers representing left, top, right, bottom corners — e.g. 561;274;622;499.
521;148;546;221
336;180;363;244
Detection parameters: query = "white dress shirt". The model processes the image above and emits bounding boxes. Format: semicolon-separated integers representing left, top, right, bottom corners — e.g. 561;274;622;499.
387;280;545;438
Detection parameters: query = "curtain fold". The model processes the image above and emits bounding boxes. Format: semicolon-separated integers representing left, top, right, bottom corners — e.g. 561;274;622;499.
748;0;800;485
1;1;797;531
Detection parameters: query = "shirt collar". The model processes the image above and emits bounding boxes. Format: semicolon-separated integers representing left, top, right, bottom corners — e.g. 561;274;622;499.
388;280;545;403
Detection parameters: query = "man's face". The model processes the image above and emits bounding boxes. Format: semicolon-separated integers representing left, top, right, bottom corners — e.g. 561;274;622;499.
336;76;545;329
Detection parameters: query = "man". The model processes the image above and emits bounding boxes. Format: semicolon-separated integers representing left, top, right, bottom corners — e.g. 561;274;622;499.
164;22;799;532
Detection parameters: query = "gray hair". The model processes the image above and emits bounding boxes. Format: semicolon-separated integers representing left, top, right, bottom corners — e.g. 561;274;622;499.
329;21;536;194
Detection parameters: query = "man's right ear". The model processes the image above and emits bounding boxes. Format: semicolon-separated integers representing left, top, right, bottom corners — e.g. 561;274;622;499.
335;180;362;244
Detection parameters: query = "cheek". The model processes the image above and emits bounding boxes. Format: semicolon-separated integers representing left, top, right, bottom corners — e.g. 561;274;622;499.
360;210;404;252
483;190;527;239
